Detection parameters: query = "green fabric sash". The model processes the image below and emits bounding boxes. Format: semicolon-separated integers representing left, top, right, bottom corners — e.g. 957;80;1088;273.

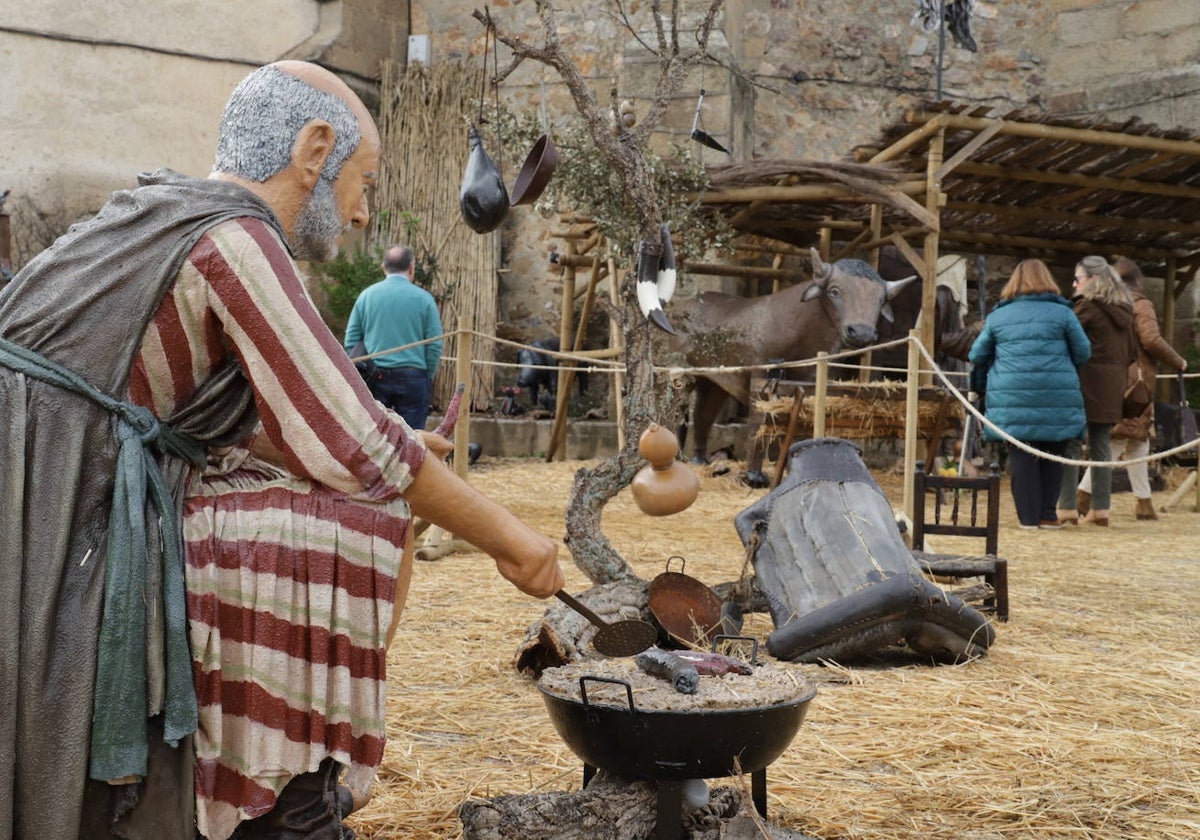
0;336;204;778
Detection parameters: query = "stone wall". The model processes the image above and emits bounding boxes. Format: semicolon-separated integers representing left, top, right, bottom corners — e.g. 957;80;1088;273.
4;1;1199;387
0;0;404;263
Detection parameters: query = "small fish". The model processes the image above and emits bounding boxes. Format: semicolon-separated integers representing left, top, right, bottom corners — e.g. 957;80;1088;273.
672;649;753;676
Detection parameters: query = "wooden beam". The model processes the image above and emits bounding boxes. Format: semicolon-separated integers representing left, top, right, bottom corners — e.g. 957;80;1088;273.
952;161;1200;201
869;114;948;163
920;127;945;365
906;110;1200;158
943;199;1200;237
934;118;1005;181
937;228;1199;260
684;262;809;281
829;227;873;263
692;181;927;204
889;233;928;279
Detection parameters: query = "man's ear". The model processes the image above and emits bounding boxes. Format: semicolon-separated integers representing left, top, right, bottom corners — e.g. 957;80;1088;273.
291;119;335;190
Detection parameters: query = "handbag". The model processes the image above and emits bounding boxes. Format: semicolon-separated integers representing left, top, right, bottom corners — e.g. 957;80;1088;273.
1122;360;1152;419
1120;322;1152;420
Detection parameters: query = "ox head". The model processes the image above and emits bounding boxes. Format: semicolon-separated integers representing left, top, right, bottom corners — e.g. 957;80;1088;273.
801;247;916;348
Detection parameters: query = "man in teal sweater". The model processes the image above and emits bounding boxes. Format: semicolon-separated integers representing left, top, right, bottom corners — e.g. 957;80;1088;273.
345;244;444;429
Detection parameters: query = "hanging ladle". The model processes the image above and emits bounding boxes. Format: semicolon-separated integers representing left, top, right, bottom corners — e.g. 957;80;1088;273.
555;590;659;657
690;88;731;155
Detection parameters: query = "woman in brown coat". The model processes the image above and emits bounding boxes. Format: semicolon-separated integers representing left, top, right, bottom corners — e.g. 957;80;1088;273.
1078;257;1186;520
1056;256;1135;526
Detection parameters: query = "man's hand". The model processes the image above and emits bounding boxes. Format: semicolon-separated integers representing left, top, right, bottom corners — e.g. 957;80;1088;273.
492;530;565;598
404;455;565;598
419;430;454;459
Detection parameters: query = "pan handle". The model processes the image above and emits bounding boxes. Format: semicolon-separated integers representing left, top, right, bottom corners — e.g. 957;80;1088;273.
555;590;609;631
712;634;760;666
665;554;687;574
578;676;637;714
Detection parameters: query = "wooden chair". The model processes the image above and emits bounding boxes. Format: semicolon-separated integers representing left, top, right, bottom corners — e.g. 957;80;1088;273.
910;460;1009;622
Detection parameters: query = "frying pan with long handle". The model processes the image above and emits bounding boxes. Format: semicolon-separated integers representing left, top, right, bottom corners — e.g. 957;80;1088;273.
555;590;658;657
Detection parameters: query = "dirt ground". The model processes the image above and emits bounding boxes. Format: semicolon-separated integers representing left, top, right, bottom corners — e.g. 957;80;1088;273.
347;454;1200;840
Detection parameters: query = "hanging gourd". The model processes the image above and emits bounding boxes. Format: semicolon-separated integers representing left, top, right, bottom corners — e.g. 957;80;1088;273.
459;124;509;233
459;18;510;234
631;423;699;516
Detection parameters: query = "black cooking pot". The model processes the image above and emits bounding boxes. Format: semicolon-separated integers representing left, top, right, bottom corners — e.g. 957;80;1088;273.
539;676;816;780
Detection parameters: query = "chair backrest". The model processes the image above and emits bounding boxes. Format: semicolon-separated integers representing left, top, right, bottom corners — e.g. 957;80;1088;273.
911;460;1001;556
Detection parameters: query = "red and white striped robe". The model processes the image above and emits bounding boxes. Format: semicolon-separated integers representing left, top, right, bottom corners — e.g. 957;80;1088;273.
128;217;426;840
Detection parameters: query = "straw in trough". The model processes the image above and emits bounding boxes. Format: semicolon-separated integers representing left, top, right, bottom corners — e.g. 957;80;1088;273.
754;386;964;442
348;455;1200;839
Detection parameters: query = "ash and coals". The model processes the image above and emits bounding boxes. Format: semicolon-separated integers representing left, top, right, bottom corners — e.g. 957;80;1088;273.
539;656;815;712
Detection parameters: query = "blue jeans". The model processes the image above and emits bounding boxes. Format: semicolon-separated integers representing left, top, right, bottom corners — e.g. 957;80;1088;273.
368;366;432;431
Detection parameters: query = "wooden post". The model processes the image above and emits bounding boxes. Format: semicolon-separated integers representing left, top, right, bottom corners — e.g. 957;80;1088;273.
859;204;885;383
920;126;945;383
1163;469;1197;512
903;329;921;524
547;239;578;461
1161;257;1178;403
813;352;829;438
607;257;627;450
454;319;472;481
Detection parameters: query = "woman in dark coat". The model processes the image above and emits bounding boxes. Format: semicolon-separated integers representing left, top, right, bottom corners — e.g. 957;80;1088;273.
1056;256;1135;526
1078;256;1186;520
969;259;1090;529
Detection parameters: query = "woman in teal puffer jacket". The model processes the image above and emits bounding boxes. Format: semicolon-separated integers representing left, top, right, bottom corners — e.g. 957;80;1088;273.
969;259;1091;529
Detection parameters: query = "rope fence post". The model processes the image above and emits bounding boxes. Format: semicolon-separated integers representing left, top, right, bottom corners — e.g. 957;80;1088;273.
903;330;921;523
813;351;829;438
454;320;472;482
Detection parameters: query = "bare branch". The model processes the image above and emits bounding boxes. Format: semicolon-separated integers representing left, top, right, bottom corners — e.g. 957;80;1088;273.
671;0;681;55
610;0;659;57
652;0;668;56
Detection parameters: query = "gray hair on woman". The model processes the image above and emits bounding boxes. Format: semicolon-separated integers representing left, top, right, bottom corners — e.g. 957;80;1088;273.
212;65;362;183
1077;255;1132;307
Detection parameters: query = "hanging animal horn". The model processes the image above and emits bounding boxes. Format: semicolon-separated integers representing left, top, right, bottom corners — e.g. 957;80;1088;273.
637;239;676;334
657;223;677;305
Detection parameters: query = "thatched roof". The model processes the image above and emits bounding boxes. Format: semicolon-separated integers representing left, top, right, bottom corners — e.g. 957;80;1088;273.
698;101;1200;278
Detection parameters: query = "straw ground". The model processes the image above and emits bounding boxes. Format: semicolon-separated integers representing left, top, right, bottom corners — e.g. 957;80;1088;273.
347;455;1200;840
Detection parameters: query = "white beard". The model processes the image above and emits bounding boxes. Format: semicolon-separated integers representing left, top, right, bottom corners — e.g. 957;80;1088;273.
291;177;346;262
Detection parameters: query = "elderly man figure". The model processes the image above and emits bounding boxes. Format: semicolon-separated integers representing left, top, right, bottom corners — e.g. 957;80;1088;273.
0;61;563;840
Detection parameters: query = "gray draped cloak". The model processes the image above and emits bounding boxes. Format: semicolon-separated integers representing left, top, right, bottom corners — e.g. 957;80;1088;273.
0;169;285;840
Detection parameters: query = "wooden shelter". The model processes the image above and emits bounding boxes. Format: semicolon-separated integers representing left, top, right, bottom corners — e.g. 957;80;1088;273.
694;101;1200;355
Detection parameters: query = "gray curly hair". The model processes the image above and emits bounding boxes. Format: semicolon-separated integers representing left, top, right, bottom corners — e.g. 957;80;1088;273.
213;65;362;183
1077;255;1133;307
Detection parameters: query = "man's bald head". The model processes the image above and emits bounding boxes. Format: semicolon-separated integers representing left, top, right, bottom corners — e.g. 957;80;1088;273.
213;62;368;183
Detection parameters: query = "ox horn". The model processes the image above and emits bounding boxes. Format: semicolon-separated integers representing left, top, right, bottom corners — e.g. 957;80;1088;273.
885;273;918;300
809;247;833;282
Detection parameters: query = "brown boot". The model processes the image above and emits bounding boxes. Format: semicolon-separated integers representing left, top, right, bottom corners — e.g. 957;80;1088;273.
1077;490;1092;517
1135;497;1158;520
1084;508;1109;527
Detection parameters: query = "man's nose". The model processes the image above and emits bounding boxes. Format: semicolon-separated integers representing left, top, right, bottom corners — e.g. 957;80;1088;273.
350;193;369;229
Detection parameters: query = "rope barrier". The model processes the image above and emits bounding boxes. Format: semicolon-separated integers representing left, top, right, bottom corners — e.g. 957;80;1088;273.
350;328;1199;472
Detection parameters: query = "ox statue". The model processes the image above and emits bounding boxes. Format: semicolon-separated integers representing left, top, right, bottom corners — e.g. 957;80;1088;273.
665;247;915;468
515;338;588;413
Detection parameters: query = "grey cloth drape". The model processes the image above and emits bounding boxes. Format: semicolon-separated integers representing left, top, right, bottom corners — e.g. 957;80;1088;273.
0;169;283;840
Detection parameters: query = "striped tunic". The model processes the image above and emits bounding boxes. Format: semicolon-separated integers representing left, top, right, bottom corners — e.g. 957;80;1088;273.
127;217;426;840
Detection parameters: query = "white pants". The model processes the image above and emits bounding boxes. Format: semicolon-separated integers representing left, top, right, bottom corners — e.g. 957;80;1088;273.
1079;437;1152;499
